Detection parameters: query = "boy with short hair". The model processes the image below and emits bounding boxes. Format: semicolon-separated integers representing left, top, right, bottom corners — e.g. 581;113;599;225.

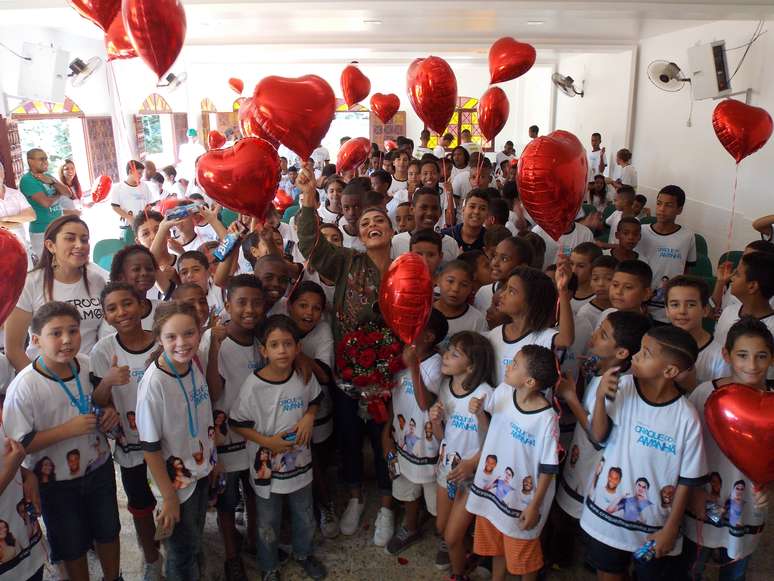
665;276;728;388
388;149;410;194
338;185;366;251
637;185;697;322
433;260;487;348
391;188;459;264
394;202;415;234
178;250;226;315
410;229;444;278
605;185;637;244
609;217;641;262
442;189;490;252
575;256;619;345
370;170;392;198
603;259;653;320
382;310;447;554
570;242;603;314
581;326;707;580
112;160;151;241
533;220;595;270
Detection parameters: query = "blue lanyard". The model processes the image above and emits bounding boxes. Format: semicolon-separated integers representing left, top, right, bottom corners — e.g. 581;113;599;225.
37;357;90;415
163;353;199;438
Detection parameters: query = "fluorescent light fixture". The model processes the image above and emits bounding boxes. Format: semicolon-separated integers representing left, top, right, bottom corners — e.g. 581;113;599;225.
363;19;383;25
527;20;545;25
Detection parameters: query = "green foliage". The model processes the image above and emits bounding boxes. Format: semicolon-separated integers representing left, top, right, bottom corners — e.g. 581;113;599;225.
141;115;163;154
18;118;73;170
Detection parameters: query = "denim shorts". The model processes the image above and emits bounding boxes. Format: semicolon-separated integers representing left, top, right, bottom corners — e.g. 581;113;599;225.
120;462;157;517
40;461;121;562
216;469;250;513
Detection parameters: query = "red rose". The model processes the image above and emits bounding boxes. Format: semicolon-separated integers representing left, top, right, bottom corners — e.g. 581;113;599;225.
357;349;377;369
367;331;383;344
345;345;358;360
353;374;369;387
341;367;353;381
389;358;404;373
377;345;392;360
389;342;402;355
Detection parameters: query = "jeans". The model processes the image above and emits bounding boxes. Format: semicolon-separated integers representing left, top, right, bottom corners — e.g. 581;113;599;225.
332;384;391;496
256;483;315;573
682;538;750;581
164;477;209;581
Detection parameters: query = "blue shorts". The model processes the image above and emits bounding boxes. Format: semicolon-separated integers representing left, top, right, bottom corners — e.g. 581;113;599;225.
216;470;252;513
120;463;157;517
40;461;121;562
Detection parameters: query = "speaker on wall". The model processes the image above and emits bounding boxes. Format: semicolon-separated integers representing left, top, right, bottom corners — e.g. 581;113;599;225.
18;43;70;103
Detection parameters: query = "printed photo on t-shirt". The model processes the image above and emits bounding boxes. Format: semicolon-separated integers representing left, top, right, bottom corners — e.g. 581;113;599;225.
86;435;110;474
126;411;137;432
396;414;406;447
253;447;273;486
606;477;653;522
66;449;81;477
15;499;41;546
166;455;194;490
213;410;229;447
480;454;498;489
33;456;56;484
725;480;747;527
192;440;206;466
207;425;218;466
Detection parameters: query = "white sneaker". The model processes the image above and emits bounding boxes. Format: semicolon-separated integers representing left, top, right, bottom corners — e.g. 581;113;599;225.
320;502;340;539
143;557;163;581
372;507;395;547
339;497;365;536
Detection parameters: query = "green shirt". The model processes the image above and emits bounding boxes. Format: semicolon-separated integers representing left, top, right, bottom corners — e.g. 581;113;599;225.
19;172;62;233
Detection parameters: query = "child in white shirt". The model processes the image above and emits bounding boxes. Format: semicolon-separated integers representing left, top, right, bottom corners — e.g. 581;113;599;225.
230;315;326;580
433;260;487;351
430;331;495;576
466;345;561;581
382;310;447;555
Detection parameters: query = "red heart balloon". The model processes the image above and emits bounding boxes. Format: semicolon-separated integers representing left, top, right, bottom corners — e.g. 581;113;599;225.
407;56;458;135
273;189;294;215
104;14;137;61
0;230;27;327
705;384;774;485
251;75;336;161
207;130;226;150
384;139;398;152
489;37;536;84
341;64;371;107
91;175;112;203
196;137;281;219
68;0;121;32
478;86;509;142
337;137;371;174
237;99;279;147
379;253;433;345
122;0;186;80
517;130;587;241
229;77;244;95
712;99;773;164
370;93;400;125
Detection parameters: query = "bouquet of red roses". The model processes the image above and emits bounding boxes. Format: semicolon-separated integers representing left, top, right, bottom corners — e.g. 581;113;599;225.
336;323;404;422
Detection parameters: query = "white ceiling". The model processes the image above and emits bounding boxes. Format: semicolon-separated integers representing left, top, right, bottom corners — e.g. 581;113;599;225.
1;0;773;63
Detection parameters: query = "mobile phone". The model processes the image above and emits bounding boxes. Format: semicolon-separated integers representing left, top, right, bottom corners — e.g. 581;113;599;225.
283;240;295;260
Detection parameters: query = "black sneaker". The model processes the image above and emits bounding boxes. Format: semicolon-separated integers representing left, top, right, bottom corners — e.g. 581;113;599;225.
224;557;248;581
385;526;423;556
297;555;327;580
435;539;450;569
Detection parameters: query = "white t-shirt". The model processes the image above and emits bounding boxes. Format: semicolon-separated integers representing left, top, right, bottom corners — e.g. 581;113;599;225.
451;170;471;199
386;189;409;225
317;204;339;225
473;282;500;314
495;151;516;168
144;179;162;203
388;178;407;196
713;306;774;379
390;231;460;267
207;283;226;316
556;374;606;519
440;305;488;351
310;147;331;170
415;146;433;158
571;292;596;316
685;381;769;559
90;333;156;468
433;145;446;159
637;224;697;322
605;210;623;244
213;335;263;473
533;223;595;269
461;142;481;155
611;164;637;189
0;424;46;580
587;149;607;181
4;354;112;483
465;383;559;538
300;322;335;444
136;359;215;503
0;353;14;395
19;264;106;359
229;370;321;498
694;336;730;385
0;186;32;245
579;375;707;554
340;228;366;253
177;142;206;182
111;181;151;226
392;353;443;484
576;302;607;335
487;325;558;386
438;379;493;475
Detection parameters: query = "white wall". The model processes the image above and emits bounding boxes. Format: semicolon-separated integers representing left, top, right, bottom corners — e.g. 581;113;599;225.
633;20;774;262
555;49;634;161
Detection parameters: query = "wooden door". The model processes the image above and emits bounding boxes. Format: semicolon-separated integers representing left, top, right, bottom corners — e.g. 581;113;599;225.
85;117;119;181
133;115;146;161
0;116;23;188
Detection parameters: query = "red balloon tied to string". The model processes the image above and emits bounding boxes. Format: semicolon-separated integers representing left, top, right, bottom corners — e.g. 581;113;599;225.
68;0;121;32
488;37;536;84
705;383;774;485
104;14;137;60
478;86;509;142
251;75;335;161
341;64;371;107
337;137;371;174
207;130;226;149
379;253;434;345
229;77;244;95
407;56;458;135
0;230;27;328
90;175;112;203
517;130;587;241
122;0;186;80
273;189;294;215
384;140;398;152
712;99;773;164
196;137;281;219
370;93;400;125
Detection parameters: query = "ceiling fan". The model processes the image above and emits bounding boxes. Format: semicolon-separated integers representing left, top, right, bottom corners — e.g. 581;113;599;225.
157;72;187;91
68;57;102;87
552;73;584;98
647;60;690;92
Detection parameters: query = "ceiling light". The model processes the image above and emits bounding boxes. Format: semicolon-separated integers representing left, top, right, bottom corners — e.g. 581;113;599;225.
527;20;545;26
363;19;383;25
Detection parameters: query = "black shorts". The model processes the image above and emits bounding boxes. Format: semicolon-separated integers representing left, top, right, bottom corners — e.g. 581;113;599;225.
40;461;121;562
216;469;252;513
583;530;681;579
120;462;157;517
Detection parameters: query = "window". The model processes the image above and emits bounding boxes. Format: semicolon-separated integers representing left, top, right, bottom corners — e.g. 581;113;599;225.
426;96;494;153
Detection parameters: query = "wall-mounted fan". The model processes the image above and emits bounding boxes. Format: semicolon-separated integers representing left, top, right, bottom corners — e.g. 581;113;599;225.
552;73;584;98
157;72;187;91
68;57;102;87
647;60;690;92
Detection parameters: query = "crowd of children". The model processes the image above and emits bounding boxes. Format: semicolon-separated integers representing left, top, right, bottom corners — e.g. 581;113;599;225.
0;131;773;581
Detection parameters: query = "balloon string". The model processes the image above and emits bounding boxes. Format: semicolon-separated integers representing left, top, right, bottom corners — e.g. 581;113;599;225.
724;163;740;262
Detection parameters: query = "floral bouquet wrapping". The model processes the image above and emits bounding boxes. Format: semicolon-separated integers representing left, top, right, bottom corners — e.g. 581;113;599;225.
336;323;404;422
